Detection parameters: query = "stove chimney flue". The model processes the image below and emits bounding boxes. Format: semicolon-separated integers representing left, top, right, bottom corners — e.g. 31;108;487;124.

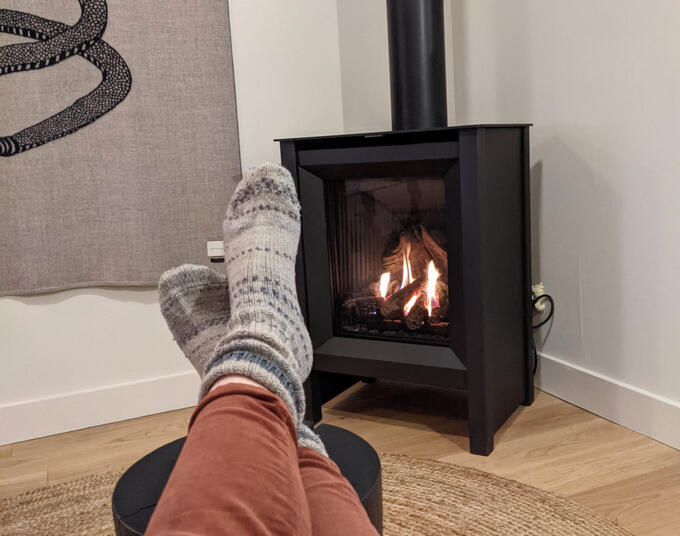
386;0;447;131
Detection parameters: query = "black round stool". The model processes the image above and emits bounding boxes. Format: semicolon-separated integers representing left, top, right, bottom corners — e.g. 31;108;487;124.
112;424;382;534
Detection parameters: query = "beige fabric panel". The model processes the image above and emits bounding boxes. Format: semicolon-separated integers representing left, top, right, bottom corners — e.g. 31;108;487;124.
0;1;240;295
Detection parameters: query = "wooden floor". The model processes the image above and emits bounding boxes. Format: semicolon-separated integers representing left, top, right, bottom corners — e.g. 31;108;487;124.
1;383;678;535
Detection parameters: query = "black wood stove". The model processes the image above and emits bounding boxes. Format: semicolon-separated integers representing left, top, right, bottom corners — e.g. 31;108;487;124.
276;1;532;455
278;124;532;456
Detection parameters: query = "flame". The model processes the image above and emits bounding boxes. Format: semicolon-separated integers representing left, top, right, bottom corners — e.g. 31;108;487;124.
400;253;408;289
403;293;419;316
400;244;414;289
425;260;440;316
379;272;390;299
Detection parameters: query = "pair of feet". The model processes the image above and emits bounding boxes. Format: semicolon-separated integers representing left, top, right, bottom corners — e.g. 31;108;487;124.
158;163;325;455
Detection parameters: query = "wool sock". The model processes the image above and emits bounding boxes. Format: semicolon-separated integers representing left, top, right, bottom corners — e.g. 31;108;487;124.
158;264;230;379
202;163;313;425
160;263;321;454
298;423;328;457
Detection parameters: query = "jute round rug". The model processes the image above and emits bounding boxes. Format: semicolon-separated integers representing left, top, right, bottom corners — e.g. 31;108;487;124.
0;454;631;535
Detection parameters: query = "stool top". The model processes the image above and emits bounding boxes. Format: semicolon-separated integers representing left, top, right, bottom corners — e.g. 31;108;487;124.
112;424;381;535
315;424;381;502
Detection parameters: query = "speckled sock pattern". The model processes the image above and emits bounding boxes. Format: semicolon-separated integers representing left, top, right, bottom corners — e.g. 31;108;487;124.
298;423;328;457
204;163;313;426
158;265;230;383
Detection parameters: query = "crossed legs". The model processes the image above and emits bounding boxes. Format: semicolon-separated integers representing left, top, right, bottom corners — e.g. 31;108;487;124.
146;164;378;535
146;383;377;535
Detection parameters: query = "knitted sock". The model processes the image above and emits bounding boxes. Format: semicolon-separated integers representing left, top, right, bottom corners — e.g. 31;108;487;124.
159;263;321;455
158;264;230;379
203;163;313;425
298;423;328;457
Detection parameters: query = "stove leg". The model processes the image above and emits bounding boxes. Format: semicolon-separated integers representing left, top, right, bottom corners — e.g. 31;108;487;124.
468;418;494;456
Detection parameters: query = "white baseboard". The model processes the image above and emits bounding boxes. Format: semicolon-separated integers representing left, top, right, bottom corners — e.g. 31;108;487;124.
4;355;679;450
0;371;199;445
536;352;680;450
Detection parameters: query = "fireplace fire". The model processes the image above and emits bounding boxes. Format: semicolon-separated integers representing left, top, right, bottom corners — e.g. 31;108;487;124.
323;172;451;346
341;225;449;340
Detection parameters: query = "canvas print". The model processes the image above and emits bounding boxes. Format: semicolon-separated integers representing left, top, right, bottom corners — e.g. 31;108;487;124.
0;1;240;295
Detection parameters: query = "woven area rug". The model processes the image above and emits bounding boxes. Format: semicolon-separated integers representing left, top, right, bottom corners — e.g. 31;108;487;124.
0;454;631;535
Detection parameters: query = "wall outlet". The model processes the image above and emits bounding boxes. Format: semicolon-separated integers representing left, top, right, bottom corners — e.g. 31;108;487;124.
207;240;225;261
532;282;548;311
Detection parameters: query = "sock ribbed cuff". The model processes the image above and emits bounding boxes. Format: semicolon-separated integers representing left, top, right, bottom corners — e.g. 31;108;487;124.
298;424;328;457
200;350;302;426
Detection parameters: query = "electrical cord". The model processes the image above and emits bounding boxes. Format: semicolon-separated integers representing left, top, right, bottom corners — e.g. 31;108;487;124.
531;293;555;375
532;294;555;329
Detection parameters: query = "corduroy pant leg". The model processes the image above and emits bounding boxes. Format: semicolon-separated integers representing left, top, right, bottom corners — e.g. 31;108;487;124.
146;384;312;535
298;446;380;535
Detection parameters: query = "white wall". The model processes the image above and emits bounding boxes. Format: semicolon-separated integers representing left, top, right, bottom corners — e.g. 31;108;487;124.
0;290;199;444
229;0;344;169
335;0;458;132
0;0;346;445
449;0;680;447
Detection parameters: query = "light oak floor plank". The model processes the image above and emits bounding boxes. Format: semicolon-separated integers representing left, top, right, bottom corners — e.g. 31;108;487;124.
321;382;679;535
0;407;193;498
1;384;677;536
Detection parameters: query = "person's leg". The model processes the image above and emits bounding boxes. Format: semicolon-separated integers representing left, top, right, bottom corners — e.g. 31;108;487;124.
146;381;312;535
297;425;380;536
149;164;315;533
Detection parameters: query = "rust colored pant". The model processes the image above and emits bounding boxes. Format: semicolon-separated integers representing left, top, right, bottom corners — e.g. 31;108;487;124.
146;384;379;535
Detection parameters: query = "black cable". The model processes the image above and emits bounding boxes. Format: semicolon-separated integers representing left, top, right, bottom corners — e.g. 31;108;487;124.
531;293;555;375
531;336;538;376
532;294;555;329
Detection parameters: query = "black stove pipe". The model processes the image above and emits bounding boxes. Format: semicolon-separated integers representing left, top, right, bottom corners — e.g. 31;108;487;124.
386;0;447;131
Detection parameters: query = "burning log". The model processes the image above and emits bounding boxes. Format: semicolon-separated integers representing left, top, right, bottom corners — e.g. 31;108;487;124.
382;225;447;283
371;277;399;299
343;295;382;311
429;280;449;324
387;279;400;297
380;276;425;319
342;293;382;322
421;225;448;280
405;293;427;330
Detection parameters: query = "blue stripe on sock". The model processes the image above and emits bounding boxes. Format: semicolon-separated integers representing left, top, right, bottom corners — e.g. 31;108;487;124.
209;350;296;402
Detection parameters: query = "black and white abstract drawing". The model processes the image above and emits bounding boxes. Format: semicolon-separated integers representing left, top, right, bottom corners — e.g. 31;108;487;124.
1;0;240;296
0;0;131;156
